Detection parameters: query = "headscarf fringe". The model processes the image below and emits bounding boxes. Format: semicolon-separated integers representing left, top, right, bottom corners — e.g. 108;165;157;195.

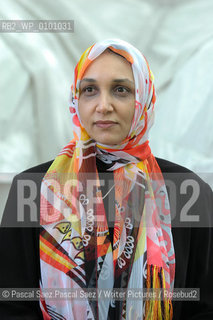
144;264;173;320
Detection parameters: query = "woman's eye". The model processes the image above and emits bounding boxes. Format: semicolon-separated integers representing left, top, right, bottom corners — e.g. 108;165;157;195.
81;86;97;96
85;86;94;92
114;86;130;94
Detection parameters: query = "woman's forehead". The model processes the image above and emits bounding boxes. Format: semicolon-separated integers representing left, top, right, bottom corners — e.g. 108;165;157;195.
80;50;134;80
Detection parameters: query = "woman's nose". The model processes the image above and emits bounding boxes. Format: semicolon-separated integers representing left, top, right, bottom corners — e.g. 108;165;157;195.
96;92;113;113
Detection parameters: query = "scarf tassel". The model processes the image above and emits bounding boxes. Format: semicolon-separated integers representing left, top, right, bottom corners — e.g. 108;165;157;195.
144;264;173;320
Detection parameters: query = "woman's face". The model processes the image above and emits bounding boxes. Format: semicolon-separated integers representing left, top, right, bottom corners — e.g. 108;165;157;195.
78;50;135;145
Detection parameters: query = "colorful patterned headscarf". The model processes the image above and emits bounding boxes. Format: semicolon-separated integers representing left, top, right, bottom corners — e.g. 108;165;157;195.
39;39;175;320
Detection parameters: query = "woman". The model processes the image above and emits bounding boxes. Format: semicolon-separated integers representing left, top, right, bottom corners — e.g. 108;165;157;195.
0;39;212;320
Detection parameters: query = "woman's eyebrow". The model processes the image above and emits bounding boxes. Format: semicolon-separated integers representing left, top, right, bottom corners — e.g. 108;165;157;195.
80;78;96;84
112;78;135;86
80;78;134;86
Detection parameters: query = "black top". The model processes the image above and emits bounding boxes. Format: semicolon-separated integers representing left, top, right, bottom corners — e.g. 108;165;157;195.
0;157;212;320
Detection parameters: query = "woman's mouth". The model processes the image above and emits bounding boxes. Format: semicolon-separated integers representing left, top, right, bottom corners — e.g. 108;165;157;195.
94;121;117;128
